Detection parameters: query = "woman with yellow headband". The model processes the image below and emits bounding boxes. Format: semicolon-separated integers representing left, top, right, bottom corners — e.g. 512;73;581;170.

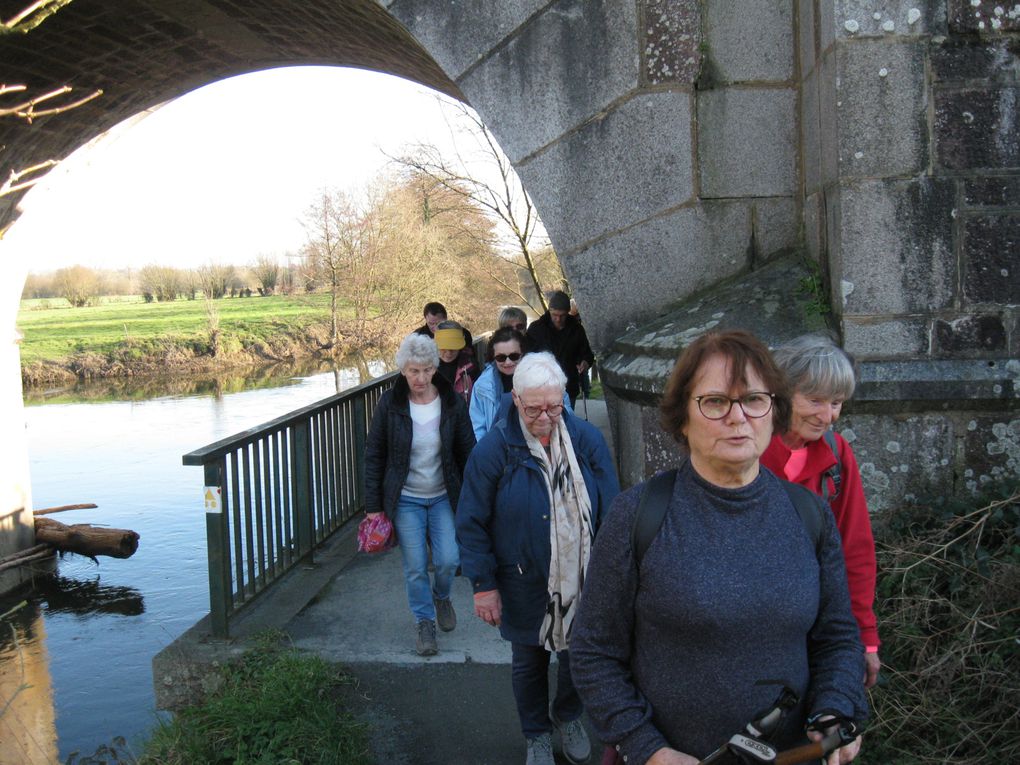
435;319;481;404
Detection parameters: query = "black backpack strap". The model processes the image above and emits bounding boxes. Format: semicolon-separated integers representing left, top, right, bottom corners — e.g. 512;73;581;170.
820;430;842;501
781;480;824;558
631;469;678;564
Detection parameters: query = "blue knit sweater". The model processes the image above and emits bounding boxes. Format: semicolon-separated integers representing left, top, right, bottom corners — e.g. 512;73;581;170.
570;460;868;764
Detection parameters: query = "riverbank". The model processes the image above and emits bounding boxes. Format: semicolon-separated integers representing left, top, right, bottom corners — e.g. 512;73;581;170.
18;294;389;386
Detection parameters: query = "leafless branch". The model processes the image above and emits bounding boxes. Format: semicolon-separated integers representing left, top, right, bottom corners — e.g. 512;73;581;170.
0;159;58;197
2;0;74;34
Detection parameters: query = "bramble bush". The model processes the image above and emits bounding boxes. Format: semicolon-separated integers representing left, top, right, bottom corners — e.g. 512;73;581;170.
860;483;1019;764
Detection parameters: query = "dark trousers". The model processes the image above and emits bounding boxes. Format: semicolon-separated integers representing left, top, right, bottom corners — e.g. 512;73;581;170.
511;642;583;738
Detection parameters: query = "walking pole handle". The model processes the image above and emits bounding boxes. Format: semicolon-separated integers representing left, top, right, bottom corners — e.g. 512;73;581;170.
774;727;851;765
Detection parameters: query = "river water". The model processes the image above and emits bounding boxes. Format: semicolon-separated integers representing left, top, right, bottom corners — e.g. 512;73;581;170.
0;359;386;763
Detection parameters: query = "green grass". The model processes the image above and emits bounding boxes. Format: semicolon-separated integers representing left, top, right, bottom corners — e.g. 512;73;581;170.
137;632;371;765
17;294;334;365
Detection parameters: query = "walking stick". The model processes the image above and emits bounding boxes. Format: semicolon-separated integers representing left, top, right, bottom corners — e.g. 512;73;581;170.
697;683;860;765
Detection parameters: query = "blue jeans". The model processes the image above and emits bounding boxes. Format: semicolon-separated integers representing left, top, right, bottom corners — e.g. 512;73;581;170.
393;493;459;623
511;643;583;738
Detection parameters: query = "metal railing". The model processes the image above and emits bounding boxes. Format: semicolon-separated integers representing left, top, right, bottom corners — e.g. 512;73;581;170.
182;372;396;637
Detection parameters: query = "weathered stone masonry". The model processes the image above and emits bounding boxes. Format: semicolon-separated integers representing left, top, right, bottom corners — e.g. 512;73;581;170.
0;2;1017;567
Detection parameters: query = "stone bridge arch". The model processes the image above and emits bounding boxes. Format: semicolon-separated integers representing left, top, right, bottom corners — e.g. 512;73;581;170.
2;1;1018;590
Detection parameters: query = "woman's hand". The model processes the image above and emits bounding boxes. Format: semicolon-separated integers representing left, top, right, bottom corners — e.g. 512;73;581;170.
473;589;502;626
646;748;698;765
807;716;862;764
864;651;880;688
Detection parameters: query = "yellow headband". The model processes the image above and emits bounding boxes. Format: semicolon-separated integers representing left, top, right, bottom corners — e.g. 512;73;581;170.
434;328;466;351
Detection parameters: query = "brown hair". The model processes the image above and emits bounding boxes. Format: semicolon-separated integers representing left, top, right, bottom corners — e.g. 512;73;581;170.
659;329;790;448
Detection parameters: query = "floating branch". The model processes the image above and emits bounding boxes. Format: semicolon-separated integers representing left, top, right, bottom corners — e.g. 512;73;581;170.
33;502;98;516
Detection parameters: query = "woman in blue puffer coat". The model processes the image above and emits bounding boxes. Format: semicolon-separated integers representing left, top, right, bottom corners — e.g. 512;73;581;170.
457;351;619;765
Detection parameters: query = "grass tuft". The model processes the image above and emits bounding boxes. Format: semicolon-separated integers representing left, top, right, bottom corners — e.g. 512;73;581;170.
138;631;370;765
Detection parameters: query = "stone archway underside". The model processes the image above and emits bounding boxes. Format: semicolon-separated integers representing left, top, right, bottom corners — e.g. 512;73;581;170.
2;0;1018;507
0;0;459;229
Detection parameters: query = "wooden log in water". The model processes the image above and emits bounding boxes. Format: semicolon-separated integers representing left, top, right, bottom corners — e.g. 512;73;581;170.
34;517;139;559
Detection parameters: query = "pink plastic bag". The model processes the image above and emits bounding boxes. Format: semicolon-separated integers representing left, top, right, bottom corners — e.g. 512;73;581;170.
357;513;396;553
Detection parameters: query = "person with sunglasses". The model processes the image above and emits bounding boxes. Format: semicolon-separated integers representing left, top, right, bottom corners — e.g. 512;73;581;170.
457;351;619;765
469;328;572;442
570;330;867;765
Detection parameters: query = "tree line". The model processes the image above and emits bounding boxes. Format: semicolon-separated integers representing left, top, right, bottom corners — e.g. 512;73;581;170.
19;91;568;355
21;258;295;306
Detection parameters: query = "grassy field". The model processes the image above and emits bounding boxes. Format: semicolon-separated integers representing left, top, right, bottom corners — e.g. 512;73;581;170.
17;293;334;365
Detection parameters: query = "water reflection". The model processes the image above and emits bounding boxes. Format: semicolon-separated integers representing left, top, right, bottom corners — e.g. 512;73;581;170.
10;353;388;760
22;352;389;407
0;600;58;765
35;575;145;618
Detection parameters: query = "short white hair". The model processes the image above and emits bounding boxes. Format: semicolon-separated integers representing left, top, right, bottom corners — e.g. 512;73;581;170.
513;351;566;394
773;332;856;399
395;332;439;370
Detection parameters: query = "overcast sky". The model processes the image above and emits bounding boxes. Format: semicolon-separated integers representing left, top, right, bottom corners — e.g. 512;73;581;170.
4;66;476;273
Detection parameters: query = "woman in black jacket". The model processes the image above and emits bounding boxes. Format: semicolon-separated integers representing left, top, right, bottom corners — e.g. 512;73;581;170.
365;332;476;656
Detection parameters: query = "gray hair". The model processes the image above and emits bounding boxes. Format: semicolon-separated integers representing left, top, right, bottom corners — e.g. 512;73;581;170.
395;332;439;371
498;306;527;328
513;351;566;394
773;332;856;399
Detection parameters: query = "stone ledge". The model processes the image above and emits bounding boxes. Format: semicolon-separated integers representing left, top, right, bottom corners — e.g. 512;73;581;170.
853;358;1020;411
600;254;825;403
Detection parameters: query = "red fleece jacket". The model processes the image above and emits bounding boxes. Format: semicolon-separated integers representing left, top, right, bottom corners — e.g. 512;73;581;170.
761;431;880;648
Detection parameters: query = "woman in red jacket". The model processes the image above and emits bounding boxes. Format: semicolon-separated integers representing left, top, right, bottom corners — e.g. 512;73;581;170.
760;332;881;688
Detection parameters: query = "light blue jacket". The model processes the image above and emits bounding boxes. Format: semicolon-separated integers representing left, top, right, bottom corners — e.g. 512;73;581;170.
469;362;573;442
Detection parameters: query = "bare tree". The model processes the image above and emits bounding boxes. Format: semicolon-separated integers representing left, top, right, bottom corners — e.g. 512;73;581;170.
138;264;183;302
52;264;101;307
195;262;235;300
250;254;280;296
390;99;560;313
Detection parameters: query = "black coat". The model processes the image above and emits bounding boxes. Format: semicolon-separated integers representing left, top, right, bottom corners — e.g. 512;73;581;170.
525;312;595;400
364;372;476;516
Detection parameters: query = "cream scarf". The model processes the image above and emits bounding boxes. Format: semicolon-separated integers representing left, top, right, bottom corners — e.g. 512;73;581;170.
520;412;594;652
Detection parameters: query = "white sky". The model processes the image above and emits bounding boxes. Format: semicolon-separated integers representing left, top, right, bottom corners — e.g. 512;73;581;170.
4;66;479;272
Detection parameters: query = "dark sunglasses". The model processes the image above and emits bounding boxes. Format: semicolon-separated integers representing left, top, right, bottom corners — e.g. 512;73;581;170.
494;352;523;363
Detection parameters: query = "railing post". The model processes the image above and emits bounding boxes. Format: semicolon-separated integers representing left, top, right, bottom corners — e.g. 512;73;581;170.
203;460;231;638
291;420;314;561
352;396;368;513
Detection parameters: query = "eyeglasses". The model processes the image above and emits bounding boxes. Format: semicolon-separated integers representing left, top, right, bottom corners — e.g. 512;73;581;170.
521;403;563;419
509;323;526;331
693;392;774;420
494;352;522;363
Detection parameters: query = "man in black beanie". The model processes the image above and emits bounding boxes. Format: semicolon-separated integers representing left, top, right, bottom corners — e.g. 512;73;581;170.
526;290;595;407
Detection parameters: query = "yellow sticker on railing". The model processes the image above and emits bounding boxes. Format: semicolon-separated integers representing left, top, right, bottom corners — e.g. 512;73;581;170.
204;486;221;513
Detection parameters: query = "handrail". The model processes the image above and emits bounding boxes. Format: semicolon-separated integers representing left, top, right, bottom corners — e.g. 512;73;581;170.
182;369;398;637
182;373;397;464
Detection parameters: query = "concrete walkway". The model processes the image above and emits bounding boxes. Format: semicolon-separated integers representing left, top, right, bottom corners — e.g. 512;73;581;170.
154;399;614;765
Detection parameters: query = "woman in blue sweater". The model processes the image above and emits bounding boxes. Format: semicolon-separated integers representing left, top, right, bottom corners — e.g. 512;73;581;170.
570;330;868;765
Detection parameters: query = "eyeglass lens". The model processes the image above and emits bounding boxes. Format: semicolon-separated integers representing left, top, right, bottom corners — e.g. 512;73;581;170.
696;393;773;419
523;404;563;418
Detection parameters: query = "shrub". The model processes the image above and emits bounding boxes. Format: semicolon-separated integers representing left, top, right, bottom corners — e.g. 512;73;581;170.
860;484;1020;764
